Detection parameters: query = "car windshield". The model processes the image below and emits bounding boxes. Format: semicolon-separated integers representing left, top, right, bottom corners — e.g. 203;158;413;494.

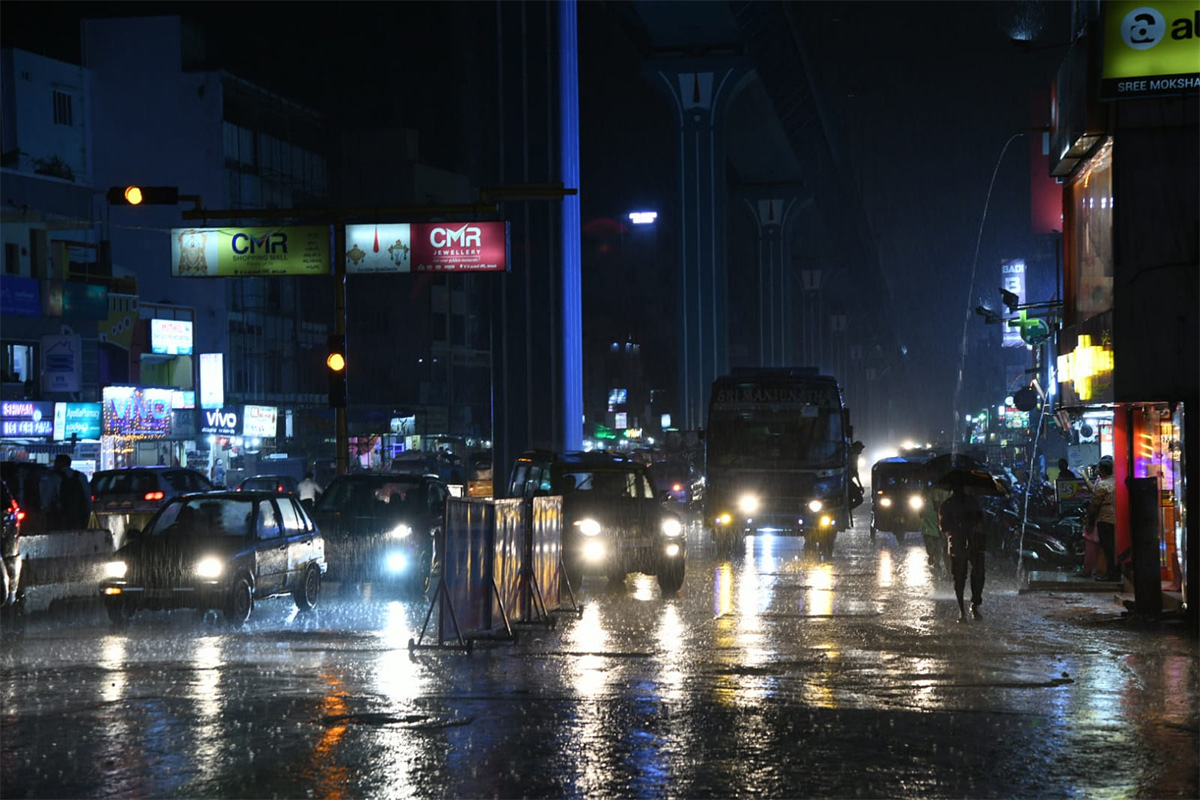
315;476;421;513
559;467;655;499
146;497;255;538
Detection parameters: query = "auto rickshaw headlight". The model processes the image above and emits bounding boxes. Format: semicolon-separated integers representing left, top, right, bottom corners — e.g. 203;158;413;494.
737;494;759;514
661;517;683;537
819;515;833;528
716;513;732;526
908;495;925;510
104;561;127;579
879;497;892;508
808;499;823;513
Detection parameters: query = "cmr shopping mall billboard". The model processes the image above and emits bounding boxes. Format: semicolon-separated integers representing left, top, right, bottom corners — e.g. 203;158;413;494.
345;222;509;273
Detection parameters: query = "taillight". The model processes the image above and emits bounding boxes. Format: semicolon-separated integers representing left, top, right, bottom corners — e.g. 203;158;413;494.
16;510;26;522
144;491;165;501
277;484;284;493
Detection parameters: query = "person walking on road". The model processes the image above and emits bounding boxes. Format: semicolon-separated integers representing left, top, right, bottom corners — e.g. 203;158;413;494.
1085;455;1118;581
297;471;323;508
938;478;986;622
45;454;92;529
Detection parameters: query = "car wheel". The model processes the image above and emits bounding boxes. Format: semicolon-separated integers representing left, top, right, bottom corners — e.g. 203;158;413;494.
105;596;135;626
224;576;254;626
293;564;321;611
657;558;685;594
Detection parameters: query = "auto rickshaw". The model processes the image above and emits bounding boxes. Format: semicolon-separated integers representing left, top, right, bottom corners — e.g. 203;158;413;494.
870;456;931;544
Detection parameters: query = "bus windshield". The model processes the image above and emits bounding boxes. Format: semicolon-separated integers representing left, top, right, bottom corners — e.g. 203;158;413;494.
708;407;845;469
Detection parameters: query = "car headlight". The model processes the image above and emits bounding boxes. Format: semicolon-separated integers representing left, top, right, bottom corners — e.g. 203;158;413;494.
879;497;893;508
808;499;823;513
575;518;602;536
104;561;127;579
386;552;408;573
661;517;683;538
737;494;759;514
388;524;412;540
195;557;223;579
908;495;925;510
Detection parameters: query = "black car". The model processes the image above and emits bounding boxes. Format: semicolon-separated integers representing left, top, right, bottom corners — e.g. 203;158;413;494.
235;475;302;496
508;450;686;594
2;477;22;610
99;491;326;626
310;472;448;595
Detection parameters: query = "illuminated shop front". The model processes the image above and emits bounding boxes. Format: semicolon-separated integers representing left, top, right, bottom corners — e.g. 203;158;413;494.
1049;6;1196;618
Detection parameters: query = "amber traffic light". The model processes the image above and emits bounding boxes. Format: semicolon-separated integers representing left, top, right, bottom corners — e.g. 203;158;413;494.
327;335;347;408
105;185;179;205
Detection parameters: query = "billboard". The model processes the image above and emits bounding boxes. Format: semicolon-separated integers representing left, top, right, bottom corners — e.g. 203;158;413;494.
1001;259;1027;348
102;387;173;437
345;224;412;273
40;334;82;393
242;405;278;437
1;401;55;439
151;319;194;355
54;402;102;440
344;222;509;273
172;227;330;277
200;353;224;409
200;407;240;436
1101;1;1200;99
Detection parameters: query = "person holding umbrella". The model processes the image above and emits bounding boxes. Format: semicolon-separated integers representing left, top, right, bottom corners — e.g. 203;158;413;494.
938;472;988;622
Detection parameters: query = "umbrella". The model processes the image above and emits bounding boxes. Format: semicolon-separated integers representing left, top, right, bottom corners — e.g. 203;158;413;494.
925;452;984;480
935;467;1010;497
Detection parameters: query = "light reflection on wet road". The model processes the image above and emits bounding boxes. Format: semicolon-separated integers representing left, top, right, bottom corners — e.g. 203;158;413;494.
2;521;1196;799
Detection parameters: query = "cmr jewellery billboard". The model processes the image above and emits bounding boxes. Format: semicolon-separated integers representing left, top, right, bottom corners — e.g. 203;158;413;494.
171;227;330;277
345;222;509;273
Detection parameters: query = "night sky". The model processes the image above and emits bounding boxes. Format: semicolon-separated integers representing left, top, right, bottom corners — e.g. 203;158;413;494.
2;0;1069;443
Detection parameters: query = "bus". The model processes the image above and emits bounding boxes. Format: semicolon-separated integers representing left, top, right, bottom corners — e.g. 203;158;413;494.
704;368;861;556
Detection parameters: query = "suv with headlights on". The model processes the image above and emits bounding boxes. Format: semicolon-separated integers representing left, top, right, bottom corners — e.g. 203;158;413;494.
508;450;686;594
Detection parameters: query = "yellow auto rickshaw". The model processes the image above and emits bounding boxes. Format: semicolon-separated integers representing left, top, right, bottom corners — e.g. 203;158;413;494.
870;457;931;544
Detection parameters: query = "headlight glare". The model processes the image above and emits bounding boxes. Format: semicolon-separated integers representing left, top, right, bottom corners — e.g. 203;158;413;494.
879;497;893;508
737;494;759;514
808;499;823;513
661;517;682;537
908;495;925;510
104;561;127;579
388;524;413;540
195;557;223;579
717;513;732;526
577;518;601;536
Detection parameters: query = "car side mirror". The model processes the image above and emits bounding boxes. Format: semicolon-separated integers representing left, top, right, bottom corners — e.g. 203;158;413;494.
659;490;673;503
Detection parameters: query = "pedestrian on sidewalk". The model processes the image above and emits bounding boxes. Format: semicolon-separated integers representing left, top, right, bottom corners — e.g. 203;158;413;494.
1084;455;1118;581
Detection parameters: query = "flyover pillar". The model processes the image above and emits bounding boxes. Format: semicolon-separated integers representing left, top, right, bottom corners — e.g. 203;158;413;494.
735;186;804;367
646;59;751;431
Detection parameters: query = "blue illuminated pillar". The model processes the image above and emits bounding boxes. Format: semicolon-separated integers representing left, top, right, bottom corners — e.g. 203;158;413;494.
559;0;582;452
647;59;751;430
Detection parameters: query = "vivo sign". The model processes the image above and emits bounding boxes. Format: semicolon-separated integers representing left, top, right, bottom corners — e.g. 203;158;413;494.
200;407;240;436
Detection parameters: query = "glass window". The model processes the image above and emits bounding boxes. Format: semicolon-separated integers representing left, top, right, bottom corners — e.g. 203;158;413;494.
1071;139;1113;320
52;90;73;126
257;500;280;539
278;497;305;534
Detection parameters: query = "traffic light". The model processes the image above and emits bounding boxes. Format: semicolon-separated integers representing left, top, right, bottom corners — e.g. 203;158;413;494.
105;185;179;206
327;334;347;408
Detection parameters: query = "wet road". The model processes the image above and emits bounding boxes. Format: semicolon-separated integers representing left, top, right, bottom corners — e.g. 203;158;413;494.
2;519;1197;799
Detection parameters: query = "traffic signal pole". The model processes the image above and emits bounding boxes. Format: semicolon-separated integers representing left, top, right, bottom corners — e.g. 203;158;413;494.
333;221;349;477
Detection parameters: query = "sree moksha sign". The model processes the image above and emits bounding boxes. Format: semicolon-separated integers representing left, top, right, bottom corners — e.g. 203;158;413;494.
345;222;509;273
1101;1;1200;98
171;227;330;277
